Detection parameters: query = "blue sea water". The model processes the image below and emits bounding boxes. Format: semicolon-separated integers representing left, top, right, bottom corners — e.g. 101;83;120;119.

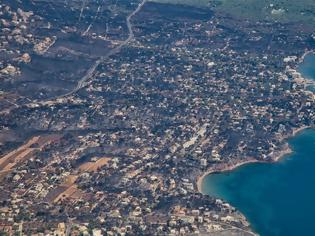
299;53;315;92
202;54;315;236
299;53;315;82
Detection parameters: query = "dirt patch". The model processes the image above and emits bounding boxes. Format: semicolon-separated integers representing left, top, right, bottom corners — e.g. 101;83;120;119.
45;157;111;203
78;157;111;172
0;135;62;175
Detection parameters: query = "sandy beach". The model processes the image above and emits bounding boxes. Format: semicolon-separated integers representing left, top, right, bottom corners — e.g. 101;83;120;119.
293;126;310;136
197;159;259;193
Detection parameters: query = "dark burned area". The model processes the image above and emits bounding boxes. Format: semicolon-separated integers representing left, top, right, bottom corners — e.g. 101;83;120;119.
0;0;314;235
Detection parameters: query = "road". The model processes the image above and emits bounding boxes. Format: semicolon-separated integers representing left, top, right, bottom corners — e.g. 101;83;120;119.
58;0;147;99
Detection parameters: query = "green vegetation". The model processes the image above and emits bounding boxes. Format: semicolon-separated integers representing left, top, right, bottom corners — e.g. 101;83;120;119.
148;0;210;8
150;0;315;25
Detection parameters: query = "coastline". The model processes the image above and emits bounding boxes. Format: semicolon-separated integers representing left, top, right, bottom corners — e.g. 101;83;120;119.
197;126;311;193
299;50;314;64
295;51;315;87
197;50;314;193
197;159;259;193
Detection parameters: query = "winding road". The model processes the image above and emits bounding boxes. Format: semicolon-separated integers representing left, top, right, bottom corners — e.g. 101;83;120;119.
59;0;147;99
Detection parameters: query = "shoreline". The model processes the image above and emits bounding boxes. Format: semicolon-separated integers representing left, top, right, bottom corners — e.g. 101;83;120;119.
197;126;311;193
197;159;260;193
197;50;314;193
295;51;315;87
299;50;314;64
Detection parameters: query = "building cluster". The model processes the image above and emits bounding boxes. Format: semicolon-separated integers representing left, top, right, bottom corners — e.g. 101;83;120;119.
0;0;314;235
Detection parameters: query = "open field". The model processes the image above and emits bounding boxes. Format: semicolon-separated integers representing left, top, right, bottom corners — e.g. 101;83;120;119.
52;175;84;203
44;174;84;203
0;135;61;178
78;157;111;173
0;135;59;174
0;136;40;171
45;158;111;203
149;0;315;25
149;0;209;7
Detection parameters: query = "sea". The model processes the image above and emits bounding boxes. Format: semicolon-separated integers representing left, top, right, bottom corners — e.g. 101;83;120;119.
201;53;315;236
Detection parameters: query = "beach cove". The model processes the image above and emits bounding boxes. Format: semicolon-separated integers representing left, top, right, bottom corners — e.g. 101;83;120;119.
199;54;315;236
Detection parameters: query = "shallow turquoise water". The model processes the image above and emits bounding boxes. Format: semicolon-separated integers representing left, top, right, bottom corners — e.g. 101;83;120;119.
202;54;315;236
202;129;315;236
